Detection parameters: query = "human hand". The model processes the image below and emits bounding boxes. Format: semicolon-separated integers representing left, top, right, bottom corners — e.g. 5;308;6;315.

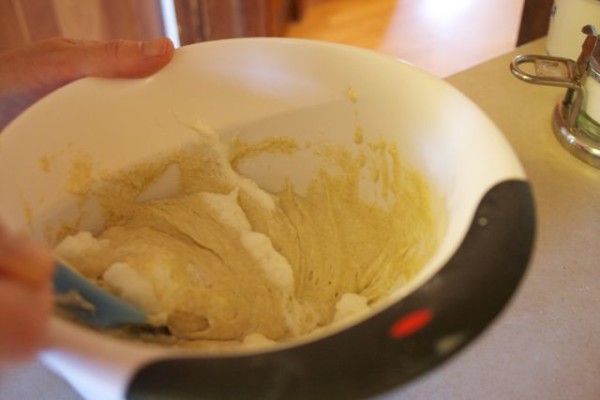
0;37;175;131
0;225;54;363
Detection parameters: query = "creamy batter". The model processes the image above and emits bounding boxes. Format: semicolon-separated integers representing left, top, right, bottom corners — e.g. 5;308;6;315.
54;127;438;348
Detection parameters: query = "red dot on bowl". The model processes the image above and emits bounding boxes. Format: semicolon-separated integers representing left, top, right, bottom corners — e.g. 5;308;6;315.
389;308;433;339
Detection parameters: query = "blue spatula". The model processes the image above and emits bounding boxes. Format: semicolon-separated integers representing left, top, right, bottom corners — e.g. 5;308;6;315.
53;261;150;328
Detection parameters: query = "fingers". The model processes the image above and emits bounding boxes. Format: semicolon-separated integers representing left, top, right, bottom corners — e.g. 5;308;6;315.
0;227;53;362
0;279;52;362
78;37;175;78
0;227;55;290
28;37;175;81
4;37;175;91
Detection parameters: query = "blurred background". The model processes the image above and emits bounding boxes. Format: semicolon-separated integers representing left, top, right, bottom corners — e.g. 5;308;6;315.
0;0;549;77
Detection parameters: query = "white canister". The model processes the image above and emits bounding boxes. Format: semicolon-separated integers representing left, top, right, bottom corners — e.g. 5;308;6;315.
546;0;600;60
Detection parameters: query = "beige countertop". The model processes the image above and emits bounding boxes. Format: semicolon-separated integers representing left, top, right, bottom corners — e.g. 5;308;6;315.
2;38;599;400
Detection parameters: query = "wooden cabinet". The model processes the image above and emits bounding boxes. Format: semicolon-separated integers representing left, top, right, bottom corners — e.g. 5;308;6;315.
174;0;306;45
517;0;554;45
0;0;164;53
0;0;309;53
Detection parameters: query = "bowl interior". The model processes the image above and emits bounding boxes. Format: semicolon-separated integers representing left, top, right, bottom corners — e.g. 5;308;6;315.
0;38;523;346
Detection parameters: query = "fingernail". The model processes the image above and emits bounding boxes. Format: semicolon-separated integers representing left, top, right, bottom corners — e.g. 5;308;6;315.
142;39;167;57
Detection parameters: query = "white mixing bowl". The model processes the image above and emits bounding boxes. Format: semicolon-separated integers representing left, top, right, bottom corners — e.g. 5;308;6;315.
0;38;534;400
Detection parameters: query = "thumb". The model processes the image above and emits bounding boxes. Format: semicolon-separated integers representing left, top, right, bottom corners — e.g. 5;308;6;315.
29;37;175;83
74;37;175;79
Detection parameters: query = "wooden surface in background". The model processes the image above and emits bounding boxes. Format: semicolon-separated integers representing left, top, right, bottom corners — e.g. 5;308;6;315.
285;0;525;77
1;0;527;78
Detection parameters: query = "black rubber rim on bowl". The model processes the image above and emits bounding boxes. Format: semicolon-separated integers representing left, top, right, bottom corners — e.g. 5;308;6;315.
126;179;535;400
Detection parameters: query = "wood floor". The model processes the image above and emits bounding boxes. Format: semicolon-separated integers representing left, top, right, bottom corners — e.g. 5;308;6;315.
285;0;526;77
